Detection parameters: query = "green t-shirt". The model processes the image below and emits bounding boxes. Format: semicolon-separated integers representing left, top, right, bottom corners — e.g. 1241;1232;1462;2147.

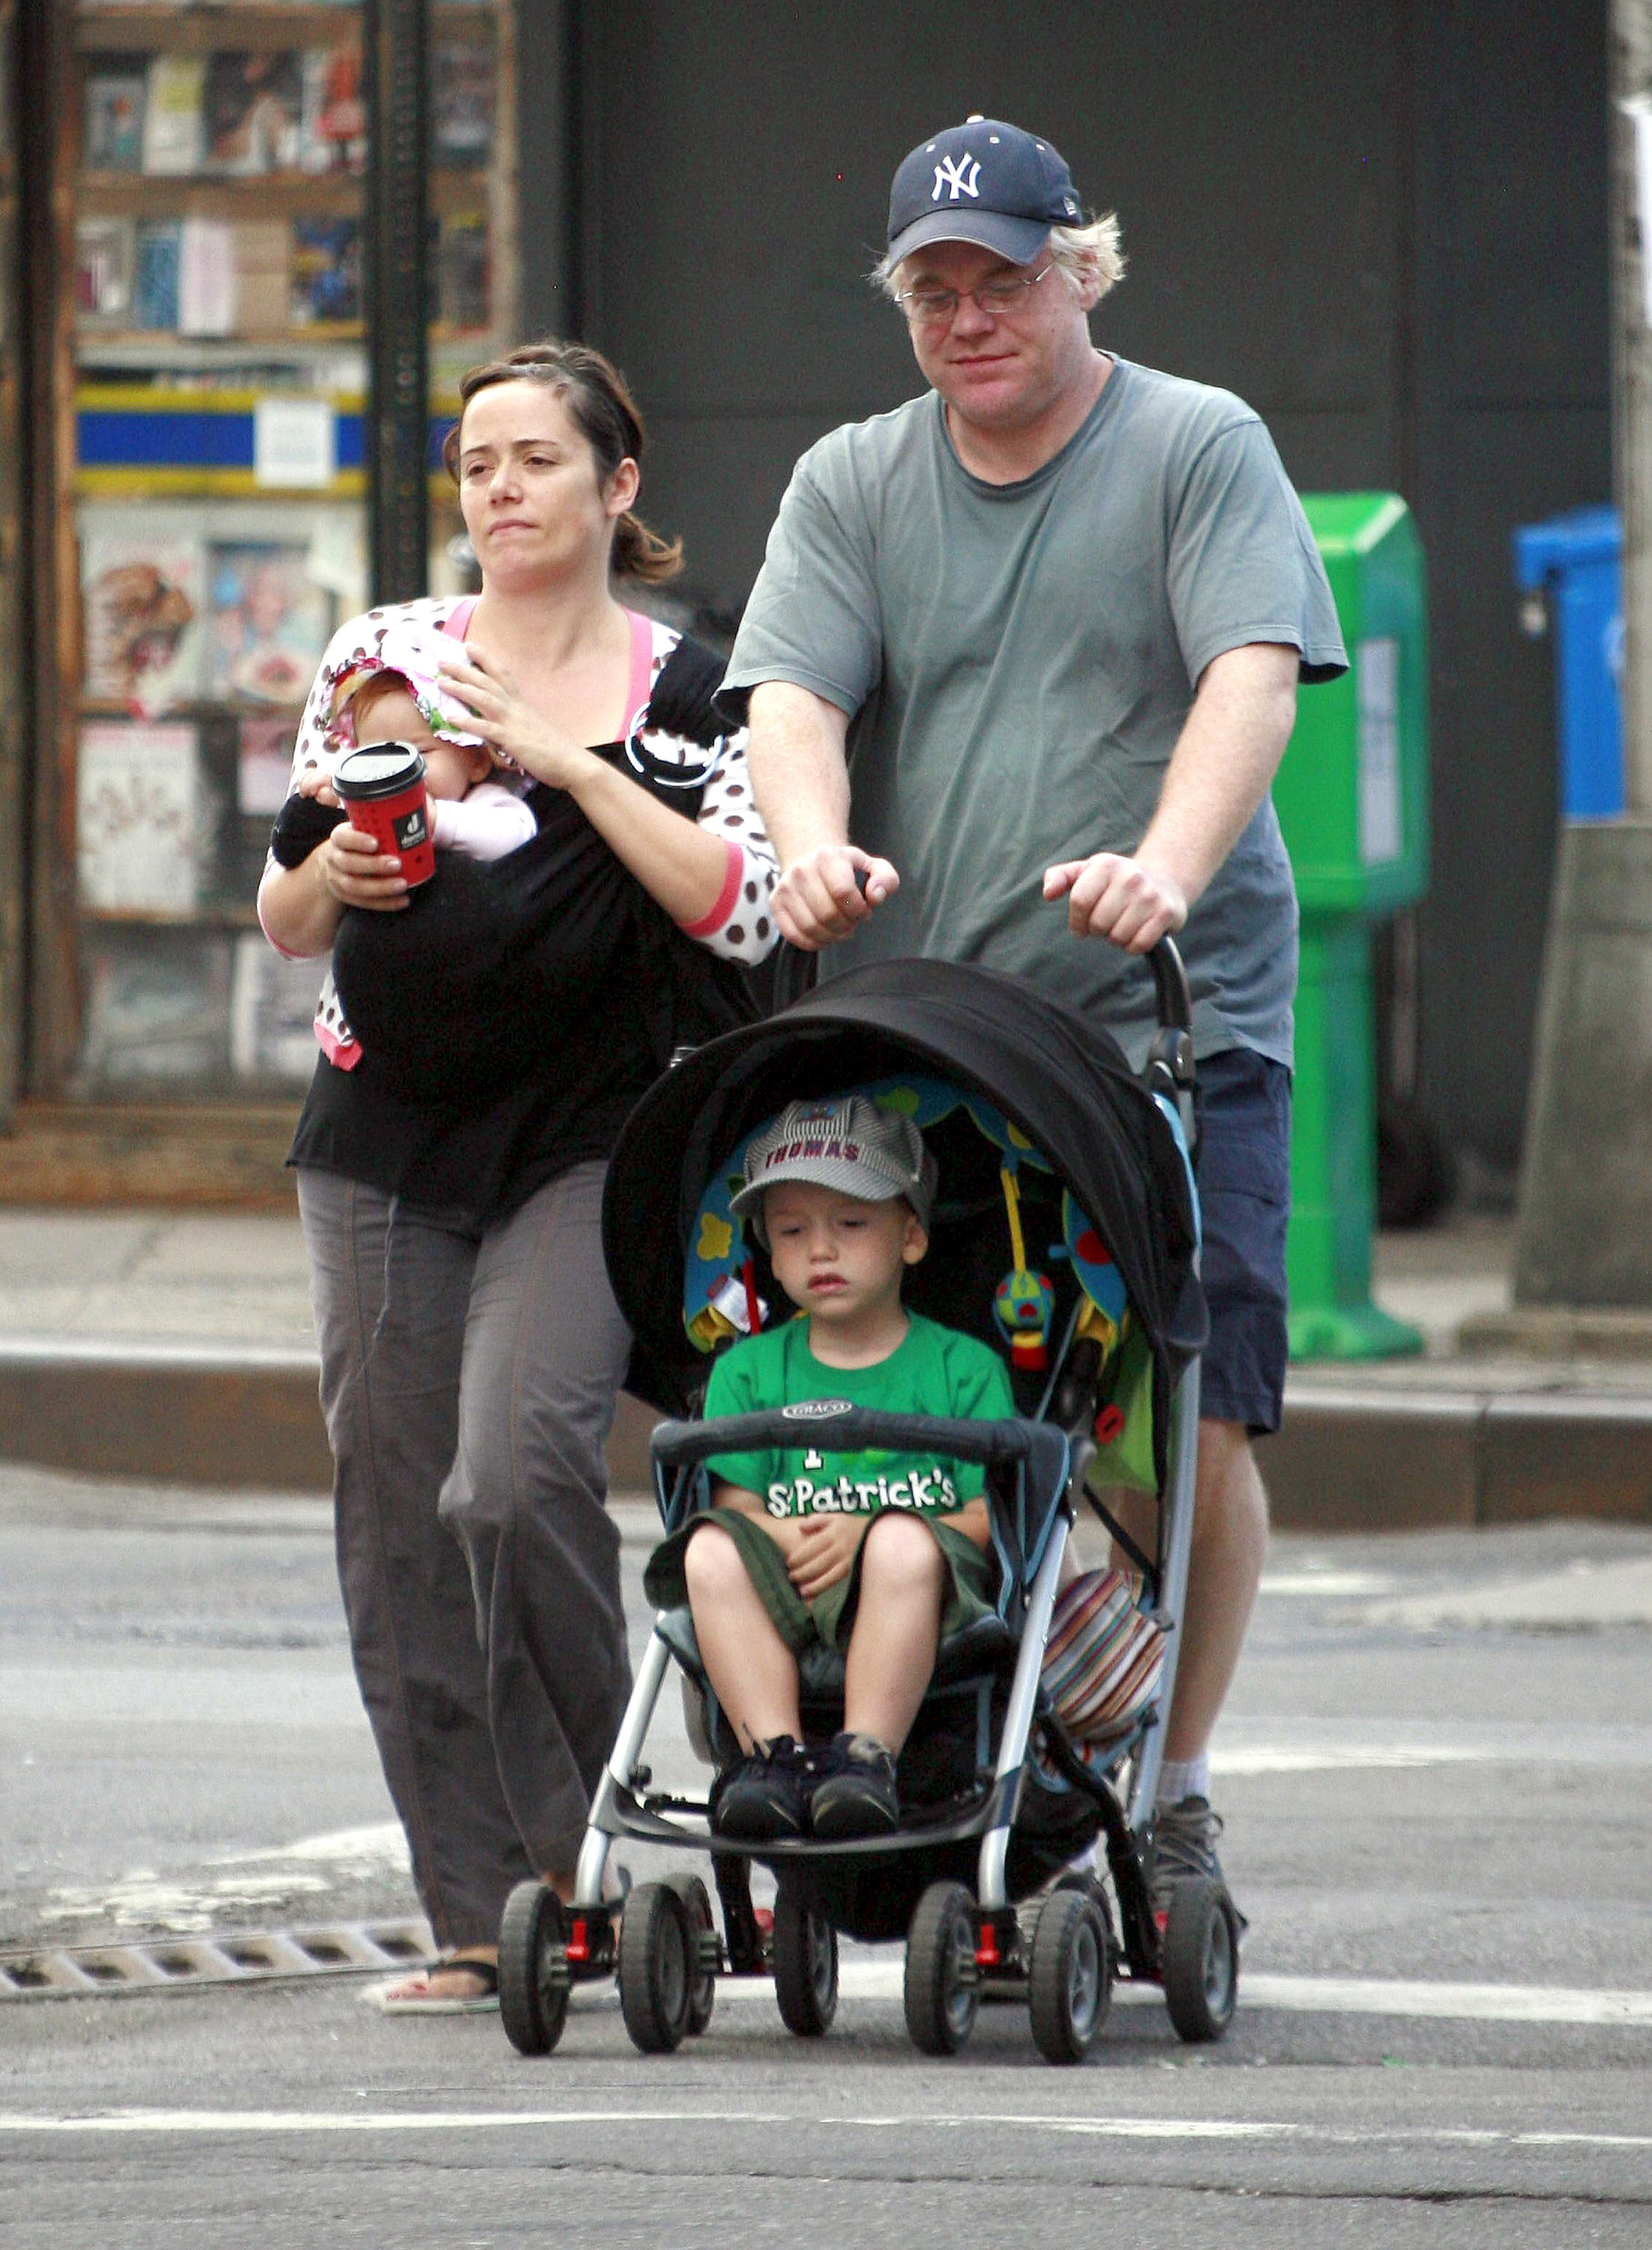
704;1312;1015;1522
723;360;1348;1070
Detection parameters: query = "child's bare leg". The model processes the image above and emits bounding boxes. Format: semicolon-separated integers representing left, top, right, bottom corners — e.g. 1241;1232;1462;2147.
842;1513;946;1751
683;1523;802;1748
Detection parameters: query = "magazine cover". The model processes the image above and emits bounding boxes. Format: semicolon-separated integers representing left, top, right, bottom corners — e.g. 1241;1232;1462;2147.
82;513;205;712
433;209;490;332
231;933;327;1082
290;218;361;326
206;543;331;706
232;220;289;336
431;41;494;168
140;53;206;176
178;216;235;338
298;46;366;173
77;930;232;1089
204;50;303;175
76;722;200;916
84;56;148;170
75;217;136;328
238;713;298;815
130;219;181;330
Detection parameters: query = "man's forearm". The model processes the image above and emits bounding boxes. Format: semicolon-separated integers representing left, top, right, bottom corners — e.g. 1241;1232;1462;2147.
1135;642;1300;909
746;680;852;866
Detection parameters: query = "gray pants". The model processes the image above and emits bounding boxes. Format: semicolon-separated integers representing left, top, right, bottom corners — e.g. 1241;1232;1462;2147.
298;1162;634;1948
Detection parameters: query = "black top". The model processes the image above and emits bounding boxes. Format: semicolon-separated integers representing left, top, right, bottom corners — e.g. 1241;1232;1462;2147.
286;634;756;1222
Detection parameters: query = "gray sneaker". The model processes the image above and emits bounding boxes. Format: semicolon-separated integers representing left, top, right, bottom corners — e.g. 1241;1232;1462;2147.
1150;1795;1247;1928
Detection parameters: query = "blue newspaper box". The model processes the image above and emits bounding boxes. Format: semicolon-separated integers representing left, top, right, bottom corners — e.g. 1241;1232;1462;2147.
1513;506;1624;818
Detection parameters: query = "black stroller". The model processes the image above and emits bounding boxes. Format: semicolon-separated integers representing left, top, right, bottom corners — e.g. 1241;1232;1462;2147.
498;948;1236;2066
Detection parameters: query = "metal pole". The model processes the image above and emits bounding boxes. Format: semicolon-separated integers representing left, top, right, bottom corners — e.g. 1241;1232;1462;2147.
363;0;430;605
1615;0;1652;812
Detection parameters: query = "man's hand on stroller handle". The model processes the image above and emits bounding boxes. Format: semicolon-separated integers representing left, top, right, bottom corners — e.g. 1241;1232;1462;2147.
773;844;901;950
1043;851;1189;955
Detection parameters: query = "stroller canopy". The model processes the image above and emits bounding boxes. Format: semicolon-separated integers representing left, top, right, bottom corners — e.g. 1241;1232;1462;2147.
603;958;1207;1478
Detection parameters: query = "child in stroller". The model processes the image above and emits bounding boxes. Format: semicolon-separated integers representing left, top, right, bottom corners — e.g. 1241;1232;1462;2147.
643;1094;1012;1845
496;950;1240;2067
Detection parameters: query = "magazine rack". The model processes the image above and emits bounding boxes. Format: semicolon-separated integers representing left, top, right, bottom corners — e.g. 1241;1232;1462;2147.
26;2;517;1114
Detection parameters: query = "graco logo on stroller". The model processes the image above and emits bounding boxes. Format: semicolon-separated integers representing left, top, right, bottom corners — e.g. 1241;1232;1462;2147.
781;1398;854;1420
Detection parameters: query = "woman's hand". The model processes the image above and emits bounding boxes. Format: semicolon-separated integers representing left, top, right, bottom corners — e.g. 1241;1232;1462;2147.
435;646;596;792
316;819;409;913
787;1514;868;1600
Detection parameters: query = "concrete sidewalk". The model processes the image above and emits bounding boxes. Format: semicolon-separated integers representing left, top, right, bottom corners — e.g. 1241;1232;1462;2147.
1;1204;1649;1527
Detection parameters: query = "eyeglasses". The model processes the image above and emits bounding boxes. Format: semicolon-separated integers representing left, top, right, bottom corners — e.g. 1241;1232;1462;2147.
892;264;1055;327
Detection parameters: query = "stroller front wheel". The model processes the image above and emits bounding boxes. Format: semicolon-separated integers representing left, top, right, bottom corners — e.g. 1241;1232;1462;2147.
904;1880;980;2056
499;1880;569;2056
1162;1876;1239;2043
772;1876;838;2038
1028;1886;1111;2064
619;1881;694;2054
664;1870;718;2036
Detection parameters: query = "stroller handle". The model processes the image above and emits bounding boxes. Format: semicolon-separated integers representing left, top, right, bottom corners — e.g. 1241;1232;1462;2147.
1147;935;1192;1036
650;1408;1072;1484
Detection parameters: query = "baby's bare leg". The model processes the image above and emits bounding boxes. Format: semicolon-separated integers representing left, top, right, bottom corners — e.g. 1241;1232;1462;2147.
684;1522;802;1749
842;1513;946;1750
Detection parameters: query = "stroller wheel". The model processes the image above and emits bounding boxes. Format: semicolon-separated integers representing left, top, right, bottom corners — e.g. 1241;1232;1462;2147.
664;1870;718;2036
618;1881;694;2054
904;1881;979;2056
1162;1876;1239;2043
1028;1887;1111;2064
772;1876;838;2038
498;1880;569;2057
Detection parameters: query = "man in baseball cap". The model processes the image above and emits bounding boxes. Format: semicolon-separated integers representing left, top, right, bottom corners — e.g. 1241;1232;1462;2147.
722;112;1349;1918
884;116;1084;269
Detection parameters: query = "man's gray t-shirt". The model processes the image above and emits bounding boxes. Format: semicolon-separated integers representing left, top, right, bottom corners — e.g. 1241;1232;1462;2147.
723;356;1347;1068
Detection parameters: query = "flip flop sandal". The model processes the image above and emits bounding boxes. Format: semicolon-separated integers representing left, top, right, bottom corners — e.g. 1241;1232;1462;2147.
366;1955;500;2015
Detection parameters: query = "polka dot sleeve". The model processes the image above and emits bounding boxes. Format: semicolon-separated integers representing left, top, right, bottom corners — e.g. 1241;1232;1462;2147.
683;726;780;964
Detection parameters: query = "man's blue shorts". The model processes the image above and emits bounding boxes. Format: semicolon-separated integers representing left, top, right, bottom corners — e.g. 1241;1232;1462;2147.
1193;1046;1292;1436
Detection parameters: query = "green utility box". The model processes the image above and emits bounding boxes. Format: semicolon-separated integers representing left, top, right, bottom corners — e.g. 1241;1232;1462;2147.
1273;493;1430;1358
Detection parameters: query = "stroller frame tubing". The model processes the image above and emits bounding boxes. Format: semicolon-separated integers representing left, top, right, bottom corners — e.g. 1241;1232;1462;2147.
1128;1354;1201;1830
976;1502;1069;1910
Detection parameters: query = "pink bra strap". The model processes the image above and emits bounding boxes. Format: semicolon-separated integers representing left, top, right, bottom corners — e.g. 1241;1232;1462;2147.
442;597;479;640
624;610;655;736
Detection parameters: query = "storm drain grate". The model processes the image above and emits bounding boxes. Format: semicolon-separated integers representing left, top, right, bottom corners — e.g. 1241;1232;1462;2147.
0;1918;435;2002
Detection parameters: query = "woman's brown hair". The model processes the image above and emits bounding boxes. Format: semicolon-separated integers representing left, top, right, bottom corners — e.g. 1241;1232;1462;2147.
442;340;683;585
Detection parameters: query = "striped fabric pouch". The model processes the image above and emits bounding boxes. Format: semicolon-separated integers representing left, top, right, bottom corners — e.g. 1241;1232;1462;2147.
1041;1568;1165;1748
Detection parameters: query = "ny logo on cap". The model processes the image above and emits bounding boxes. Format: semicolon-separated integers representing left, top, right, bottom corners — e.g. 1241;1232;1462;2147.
932;152;981;202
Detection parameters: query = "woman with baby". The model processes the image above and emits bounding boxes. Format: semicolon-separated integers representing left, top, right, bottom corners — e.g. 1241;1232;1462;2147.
258;340;780;2009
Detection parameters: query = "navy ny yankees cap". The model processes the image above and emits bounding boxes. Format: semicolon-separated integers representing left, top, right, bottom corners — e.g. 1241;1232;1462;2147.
887;116;1082;269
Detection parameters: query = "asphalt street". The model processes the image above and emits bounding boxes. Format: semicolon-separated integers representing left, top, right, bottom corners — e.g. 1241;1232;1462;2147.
3;1460;1651;2246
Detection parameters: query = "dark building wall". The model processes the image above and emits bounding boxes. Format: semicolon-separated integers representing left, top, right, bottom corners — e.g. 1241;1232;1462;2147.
519;0;1609;1175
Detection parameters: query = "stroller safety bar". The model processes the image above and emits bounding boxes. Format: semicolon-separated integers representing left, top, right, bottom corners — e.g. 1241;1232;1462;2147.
651;1409;1072;1480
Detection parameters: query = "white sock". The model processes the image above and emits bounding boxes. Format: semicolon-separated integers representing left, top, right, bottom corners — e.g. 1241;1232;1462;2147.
1156;1754;1210;1808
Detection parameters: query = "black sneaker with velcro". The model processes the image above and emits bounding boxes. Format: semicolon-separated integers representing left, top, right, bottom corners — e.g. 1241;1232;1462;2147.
808;1731;900;1840
709;1736;811;1843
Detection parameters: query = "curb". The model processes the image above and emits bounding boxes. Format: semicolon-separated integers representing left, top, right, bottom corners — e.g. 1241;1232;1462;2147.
0;1340;661;1495
1;1342;1650;1528
1270;1382;1652;1529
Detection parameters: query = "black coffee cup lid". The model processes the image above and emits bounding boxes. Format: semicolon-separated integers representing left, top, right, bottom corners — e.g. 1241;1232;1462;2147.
334;743;428;800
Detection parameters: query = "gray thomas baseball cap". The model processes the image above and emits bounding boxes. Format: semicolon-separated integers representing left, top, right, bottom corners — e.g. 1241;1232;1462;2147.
732;1095;938;1246
887;116;1082;270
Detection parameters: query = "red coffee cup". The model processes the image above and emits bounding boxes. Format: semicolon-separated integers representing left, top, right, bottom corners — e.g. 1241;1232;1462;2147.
332;742;436;888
